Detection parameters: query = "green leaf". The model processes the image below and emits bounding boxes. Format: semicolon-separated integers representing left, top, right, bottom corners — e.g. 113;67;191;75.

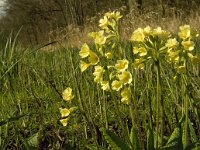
130;126;140;150
185;142;200;150
147;126;154;150
161;127;183;150
27;133;39;148
188;119;198;143
100;128;131;150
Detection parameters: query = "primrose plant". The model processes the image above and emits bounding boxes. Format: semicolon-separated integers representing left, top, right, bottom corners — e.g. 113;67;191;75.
130;24;199;148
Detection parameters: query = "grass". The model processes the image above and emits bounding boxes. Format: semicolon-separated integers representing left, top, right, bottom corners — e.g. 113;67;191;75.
1;12;200;149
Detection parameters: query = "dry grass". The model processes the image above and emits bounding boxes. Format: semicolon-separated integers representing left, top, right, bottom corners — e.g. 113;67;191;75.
46;7;200;48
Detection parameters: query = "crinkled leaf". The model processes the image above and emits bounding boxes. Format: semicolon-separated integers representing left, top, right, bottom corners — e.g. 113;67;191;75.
161;127;183;150
27;133;39;148
188;119;198;143
100;128;131;150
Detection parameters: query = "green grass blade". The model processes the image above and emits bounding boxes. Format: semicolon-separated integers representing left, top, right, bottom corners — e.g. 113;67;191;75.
130;126;140;150
147;126;154;150
0;113;31;126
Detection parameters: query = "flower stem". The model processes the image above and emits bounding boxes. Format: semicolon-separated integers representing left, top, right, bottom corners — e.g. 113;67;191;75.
103;91;108;129
182;74;189;148
155;61;164;148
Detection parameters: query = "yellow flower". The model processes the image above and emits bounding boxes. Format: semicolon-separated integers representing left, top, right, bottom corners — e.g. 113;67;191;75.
133;47;147;56
133;58;145;70
187;53;194;58
153;27;162;36
99;16;109;29
79;43;90;58
118;71;132;85
105;52;113;59
181;40;195;51
131;28;145;42
115;59;129;72
133;47;139;54
105;11;122;21
89;31;106;45
60;118;70;127
88;51;99;65
153;27;170;38
121;87;131;105
59;108;70;118
144;26;152;35
178;25;191;40
80;60;91;72
168;51;179;62
165;38;179;48
93;66;104;83
63;87;74;101
139;47;147;56
101;81;110;91
111;80;123;91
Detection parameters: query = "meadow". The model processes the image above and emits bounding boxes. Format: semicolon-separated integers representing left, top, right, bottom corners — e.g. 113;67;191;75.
0;11;200;150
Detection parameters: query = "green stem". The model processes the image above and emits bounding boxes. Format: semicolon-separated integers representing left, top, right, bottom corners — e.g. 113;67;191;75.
182;74;189;148
103;91;108;129
129;65;142;148
147;66;153;129
105;67;130;143
155;61;164;148
69;49;99;145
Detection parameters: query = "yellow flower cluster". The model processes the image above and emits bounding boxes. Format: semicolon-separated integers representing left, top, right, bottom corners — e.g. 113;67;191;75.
79;11;122;73
111;59;133;104
131;26;171;69
60;87;77;126
79;11;200;105
131;25;200;73
99;11;122;32
167;25;199;73
79;11;132;104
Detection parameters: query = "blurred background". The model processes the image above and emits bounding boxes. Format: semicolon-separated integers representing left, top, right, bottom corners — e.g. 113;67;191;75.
0;0;200;46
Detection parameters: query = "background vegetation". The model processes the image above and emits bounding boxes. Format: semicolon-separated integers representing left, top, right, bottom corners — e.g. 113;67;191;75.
1;0;200;45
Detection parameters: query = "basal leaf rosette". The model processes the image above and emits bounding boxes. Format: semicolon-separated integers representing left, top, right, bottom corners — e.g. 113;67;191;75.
131;26;170;69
